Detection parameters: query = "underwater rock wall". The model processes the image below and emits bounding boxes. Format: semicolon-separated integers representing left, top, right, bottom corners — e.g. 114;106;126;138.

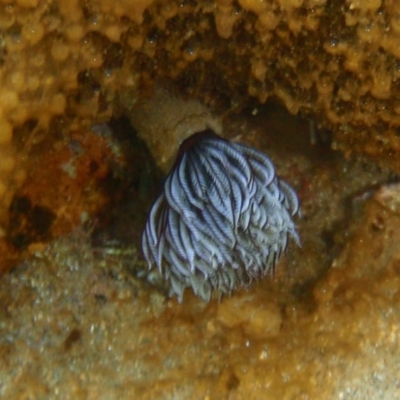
1;0;400;231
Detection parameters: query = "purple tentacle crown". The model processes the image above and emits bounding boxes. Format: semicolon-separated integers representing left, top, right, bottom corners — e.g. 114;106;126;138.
142;130;300;302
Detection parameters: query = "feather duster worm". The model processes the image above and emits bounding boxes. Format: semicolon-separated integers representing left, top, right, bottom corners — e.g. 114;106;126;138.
142;130;299;302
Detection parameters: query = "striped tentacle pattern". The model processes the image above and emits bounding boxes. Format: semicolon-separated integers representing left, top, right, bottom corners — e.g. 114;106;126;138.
142;130;299;302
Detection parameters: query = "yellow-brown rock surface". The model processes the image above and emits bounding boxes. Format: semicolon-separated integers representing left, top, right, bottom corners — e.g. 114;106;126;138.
1;0;400;229
1;1;400;398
